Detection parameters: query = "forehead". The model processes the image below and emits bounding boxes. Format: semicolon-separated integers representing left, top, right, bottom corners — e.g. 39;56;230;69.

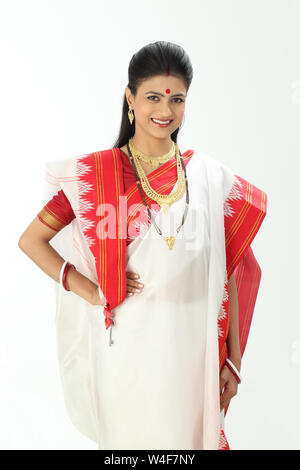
138;74;186;93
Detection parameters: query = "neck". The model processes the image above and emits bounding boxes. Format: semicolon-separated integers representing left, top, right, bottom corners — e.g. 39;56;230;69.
130;130;174;157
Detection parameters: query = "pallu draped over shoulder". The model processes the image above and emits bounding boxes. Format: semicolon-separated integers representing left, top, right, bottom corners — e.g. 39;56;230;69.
38;147;267;450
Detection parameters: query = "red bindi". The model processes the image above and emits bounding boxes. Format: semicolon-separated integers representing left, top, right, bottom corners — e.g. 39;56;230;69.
165;89;171;94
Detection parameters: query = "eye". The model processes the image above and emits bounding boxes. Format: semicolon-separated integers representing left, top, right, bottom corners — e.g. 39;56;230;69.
147;96;184;103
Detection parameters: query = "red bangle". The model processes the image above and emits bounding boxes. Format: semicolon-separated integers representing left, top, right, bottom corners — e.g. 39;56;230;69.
225;359;241;384
62;263;76;291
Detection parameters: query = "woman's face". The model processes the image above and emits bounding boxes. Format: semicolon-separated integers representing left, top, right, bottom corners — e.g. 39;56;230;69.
125;74;187;139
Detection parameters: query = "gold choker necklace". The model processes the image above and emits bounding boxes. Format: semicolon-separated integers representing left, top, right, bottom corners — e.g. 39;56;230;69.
128;137;186;214
129;139;176;169
126;138;190;250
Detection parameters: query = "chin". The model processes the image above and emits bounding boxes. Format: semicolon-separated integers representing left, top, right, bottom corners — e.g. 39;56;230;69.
149;123;175;134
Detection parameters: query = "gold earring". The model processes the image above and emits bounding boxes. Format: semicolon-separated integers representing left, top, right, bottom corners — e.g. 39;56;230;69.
128;105;134;125
179;114;185;129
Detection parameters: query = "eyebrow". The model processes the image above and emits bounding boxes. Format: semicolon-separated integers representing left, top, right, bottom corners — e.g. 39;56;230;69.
145;91;186;97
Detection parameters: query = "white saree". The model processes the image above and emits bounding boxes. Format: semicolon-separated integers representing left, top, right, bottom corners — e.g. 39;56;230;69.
42;149;235;450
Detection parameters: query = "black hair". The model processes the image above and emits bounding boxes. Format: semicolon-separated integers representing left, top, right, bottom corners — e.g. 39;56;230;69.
112;41;193;149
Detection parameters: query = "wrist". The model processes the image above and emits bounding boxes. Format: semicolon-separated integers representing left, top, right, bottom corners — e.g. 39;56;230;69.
225;357;243;384
227;354;241;371
90;283;105;306
64;266;103;306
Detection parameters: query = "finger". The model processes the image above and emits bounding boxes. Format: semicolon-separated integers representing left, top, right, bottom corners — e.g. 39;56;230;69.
220;383;237;410
220;396;231;412
127;285;142;294
220;389;231;411
127;279;144;289
219;375;227;394
220;392;234;412
219;366;230;393
126;271;140;279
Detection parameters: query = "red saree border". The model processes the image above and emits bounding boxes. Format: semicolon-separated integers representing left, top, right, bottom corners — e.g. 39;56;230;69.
218;174;267;419
76;148;127;328
225;175;267;279
75;147;194;330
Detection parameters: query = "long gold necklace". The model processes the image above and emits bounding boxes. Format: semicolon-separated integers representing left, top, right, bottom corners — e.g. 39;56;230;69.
129;139;176;169
126;140;190;250
128;138;186;214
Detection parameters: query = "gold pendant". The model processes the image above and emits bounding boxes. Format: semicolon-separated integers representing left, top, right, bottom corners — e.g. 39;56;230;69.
161;203;170;214
163;236;175;250
151;159;160;169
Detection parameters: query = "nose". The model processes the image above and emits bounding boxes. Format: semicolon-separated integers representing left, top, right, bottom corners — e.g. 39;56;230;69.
158;101;173;118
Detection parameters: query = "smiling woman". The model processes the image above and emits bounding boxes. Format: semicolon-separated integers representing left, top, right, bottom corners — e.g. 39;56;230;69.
18;40;267;451
122;73;187;148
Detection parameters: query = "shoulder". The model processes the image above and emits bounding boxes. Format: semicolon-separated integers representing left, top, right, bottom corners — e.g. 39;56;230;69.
74;147;121;165
195;150;236;200
44;155;74;179
45;148;121;179
197;150;267;206
224;173;267;224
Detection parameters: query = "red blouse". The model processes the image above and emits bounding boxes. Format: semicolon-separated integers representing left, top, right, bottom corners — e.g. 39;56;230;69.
37;149;140;232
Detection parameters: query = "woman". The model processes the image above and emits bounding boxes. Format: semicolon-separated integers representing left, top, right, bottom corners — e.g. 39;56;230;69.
18;41;267;450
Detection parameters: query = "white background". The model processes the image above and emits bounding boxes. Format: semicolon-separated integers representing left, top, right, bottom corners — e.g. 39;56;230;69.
0;0;299;450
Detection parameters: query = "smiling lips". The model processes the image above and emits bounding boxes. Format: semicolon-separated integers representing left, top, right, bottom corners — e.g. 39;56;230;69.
151;118;173;126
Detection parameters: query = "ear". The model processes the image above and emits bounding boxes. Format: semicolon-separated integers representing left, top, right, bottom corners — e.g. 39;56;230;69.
125;86;133;107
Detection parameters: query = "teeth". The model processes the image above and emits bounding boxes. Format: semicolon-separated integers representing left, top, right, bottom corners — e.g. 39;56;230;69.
152;118;171;124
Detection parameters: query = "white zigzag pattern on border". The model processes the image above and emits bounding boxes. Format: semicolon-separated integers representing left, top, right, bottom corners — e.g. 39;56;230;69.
219;177;241;337
221;281;229;302
84;236;96;248
218;325;224;338
218;428;229;450
218;280;229;337
78;180;94;196
78;217;96;234
128;206;160;241
224;175;243;218
76;161;93;176
217;177;242;352
77;198;95;215
76;157;97;249
218;304;228;322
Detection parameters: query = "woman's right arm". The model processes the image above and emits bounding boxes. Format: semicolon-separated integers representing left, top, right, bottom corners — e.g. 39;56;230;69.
18;216;104;306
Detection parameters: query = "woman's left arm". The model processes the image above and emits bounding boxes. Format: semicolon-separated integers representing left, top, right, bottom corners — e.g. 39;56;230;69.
226;271;241;369
219;271;241;411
